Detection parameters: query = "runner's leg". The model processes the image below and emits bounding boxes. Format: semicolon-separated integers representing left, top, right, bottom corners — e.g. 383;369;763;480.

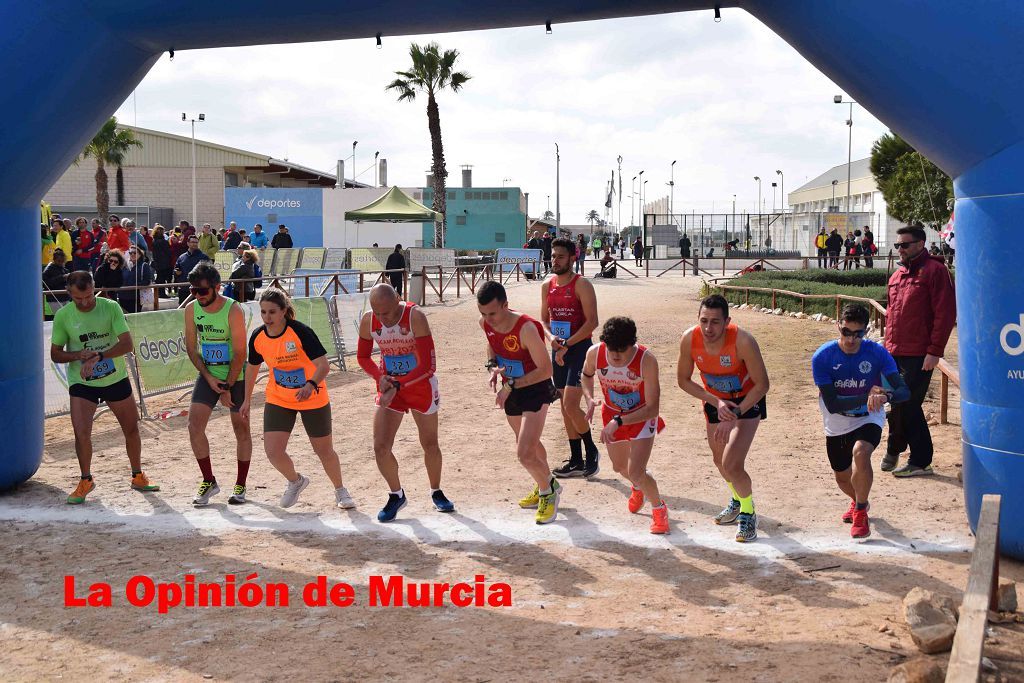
851;440;875;504
264;431;298;481
626;437;662;505
308;434;344;489
373;406;406;491
107;395;142;472
230;411;253;484
69;397;99;476
188;401;215;478
411;410;442;489
510;407;552;488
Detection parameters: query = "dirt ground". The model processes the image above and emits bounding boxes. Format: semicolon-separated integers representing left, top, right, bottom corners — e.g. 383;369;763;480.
2;272;1020;682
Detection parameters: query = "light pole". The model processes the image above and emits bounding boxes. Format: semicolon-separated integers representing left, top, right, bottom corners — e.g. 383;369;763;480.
374;151;380;186
617;155;623;233
776;169;785;249
770;181;778;249
555;143;560;229
351;140;358;184
631;175;637;230
834;95;856;231
732;193;737;245
669;159;677;222
182;112;204;224
502;177;511;187
638;170;645;228
754;175;762;249
831;179;838;211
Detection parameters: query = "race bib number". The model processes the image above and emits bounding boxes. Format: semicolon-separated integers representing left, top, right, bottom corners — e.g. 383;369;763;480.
703;372;742;394
609;388;641;411
89;357;115;380
550;321;571;339
273;367;307;389
202;343;230;366
383;353;417;376
496;355;525;379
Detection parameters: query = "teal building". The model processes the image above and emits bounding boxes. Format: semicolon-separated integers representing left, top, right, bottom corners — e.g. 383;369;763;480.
418;186;527;250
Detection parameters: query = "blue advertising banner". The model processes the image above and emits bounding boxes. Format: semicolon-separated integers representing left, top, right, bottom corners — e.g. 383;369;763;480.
225;188;324;248
495;248;542;275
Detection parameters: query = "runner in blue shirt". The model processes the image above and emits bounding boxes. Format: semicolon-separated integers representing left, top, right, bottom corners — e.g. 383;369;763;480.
811;303;909;539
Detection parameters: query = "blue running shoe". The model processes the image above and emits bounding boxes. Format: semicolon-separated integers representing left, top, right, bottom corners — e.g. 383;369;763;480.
432;490;455;513
377;493;407;522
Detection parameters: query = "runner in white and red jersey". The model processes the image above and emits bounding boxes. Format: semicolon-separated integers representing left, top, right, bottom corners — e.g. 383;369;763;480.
357;283;453;522
581;316;669;534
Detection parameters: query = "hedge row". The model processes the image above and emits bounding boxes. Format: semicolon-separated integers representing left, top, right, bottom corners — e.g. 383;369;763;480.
735;268;890;287
708;274;886;320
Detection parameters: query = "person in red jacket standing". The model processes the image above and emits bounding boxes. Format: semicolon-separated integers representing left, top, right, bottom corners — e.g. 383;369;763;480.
881;225;956;477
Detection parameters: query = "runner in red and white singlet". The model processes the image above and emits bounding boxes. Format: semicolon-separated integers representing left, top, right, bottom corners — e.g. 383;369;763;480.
477;280;562;525
581;316;669;534
358;283;453;522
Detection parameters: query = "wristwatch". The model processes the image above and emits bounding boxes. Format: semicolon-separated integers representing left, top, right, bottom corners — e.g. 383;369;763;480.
391;379;402;393
613;415;623;427
305;379;319;393
506;377;516;390
485;359;498;370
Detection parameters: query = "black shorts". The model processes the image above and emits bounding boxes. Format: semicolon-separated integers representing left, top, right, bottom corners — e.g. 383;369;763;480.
504;381;559;417
69;377;133;405
703;395;767;424
264;402;332;438
825;423;882;472
191;376;245;413
552;339;591;389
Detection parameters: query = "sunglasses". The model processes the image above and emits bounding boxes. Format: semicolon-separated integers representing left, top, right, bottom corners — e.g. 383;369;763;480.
190;286;212;296
839;327;867;339
894;240;920;250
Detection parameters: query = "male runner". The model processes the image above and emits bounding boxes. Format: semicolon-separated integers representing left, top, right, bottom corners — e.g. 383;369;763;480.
581;316;669;533
357;283;454;522
183;263;252;506
477;281;562;524
50;271;159;503
812;304;909;538
677;294;769;542
542;237;600;479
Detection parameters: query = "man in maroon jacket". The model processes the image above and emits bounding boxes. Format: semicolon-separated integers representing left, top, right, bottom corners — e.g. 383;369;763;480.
881;225;956;477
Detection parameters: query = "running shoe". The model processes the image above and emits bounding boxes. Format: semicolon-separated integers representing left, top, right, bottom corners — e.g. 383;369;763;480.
431;489;455;513
228;484;247;505
552;460;586;478
735;512;758;543
192;480;220;507
335;486;356;509
892;463;934;478
518;486;540;509
627;486;645;514
879;452;900;472
130;472;160;492
279;474;309;508
582;456;600;479
650;504;670;535
850;508;871;538
535;479;561;525
714;499;742;525
66;478;95;505
377;492;407;522
841;500;869;523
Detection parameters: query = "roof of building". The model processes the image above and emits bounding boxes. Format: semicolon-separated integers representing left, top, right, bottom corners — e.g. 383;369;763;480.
792;158;872;193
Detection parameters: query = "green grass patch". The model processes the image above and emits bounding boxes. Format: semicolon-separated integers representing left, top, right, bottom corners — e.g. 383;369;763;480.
708;269;887;319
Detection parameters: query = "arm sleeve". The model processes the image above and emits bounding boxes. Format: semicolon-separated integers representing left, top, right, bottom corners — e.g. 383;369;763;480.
356;336;384;381
398;334;435;386
884;370;911;404
247;328;265;366
928;265;957;356
817;384;870;415
292;321;327;361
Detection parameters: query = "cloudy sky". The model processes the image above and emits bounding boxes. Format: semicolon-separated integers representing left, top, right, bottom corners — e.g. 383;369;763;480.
115;8;889;225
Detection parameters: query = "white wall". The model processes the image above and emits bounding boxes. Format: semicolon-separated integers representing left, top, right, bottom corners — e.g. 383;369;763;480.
322;186;424;249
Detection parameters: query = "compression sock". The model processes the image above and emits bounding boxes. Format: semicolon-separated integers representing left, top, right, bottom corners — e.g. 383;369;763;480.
236;459;251;487
568;437;583;465
727;481;740;502
580;430;599;460
855;501;868;511
197;456;215;483
738;494;755;515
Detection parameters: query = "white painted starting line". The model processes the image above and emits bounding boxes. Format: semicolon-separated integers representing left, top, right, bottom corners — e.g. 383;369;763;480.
0;497;970;559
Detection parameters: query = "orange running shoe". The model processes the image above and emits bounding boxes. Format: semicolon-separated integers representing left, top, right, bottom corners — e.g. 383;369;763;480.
131;471;160;492
627;486;645;514
67;478;95;505
851;508;871;539
650;504;670;534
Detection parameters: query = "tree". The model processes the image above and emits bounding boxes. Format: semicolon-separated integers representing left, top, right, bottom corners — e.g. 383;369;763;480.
542;209;554;220
386;42;470;248
76;117;142;219
870;131;952;229
586;209;600;232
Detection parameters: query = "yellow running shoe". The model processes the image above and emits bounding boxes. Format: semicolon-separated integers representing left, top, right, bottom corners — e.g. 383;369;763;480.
535;480;561;525
518;486;540;509
130;472;160;492
67;478;95;505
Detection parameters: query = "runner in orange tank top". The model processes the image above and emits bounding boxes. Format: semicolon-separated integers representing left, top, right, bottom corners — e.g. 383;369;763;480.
357;283;453;522
581;316;669;534
677;294;769;543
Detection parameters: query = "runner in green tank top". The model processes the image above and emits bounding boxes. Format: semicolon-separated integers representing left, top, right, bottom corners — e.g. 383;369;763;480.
183;263;252;506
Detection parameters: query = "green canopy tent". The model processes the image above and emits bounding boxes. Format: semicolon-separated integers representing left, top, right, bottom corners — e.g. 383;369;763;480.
344;186;443;246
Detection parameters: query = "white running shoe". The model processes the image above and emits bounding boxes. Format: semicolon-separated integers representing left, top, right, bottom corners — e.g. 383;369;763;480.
335;486;356;509
192;481;220;507
280;474;310;508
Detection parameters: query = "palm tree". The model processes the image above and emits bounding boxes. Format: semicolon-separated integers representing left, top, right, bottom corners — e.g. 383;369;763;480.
386;42;470;248
586;209;600;233
76;117;142;219
542;209;555;221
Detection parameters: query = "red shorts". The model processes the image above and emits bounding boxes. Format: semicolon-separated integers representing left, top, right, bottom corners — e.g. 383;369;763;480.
377;375;440;415
602;409;665;442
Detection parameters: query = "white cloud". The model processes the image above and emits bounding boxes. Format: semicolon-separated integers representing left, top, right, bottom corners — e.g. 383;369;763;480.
117;10;889;224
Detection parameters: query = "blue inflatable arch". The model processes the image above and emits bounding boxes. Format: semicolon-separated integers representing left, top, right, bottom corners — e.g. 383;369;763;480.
4;1;1022;556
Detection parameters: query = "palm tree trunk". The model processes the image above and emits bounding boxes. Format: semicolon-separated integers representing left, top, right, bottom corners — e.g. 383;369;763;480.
426;89;447;248
96;158;110;220
116;165;125;206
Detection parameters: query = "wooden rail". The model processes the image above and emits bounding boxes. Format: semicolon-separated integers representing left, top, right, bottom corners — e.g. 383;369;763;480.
938;358;960;425
946;494;1001;683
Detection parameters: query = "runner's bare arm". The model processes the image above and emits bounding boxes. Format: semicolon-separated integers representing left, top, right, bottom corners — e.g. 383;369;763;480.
565;277;599;346
676;328;717;404
540;278;551;327
396;307;435;388
227;303;247;386
734;330;770;413
183;303;210;378
356;311;385;383
580;344;599;408
517;321;553;386
620;352;660;425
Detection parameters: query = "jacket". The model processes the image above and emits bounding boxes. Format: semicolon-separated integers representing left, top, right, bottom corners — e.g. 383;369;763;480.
152;236;172;270
815;232;827;249
197;232;219;259
884;251;956;357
